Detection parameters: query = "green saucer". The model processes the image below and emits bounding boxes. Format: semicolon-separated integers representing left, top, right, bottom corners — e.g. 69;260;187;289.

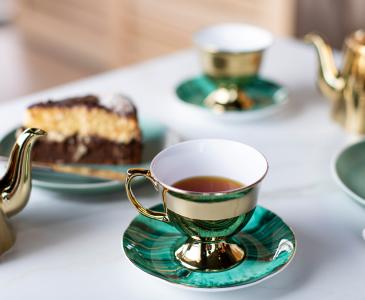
0;118;175;193
175;75;288;121
123;204;296;290
333;140;365;205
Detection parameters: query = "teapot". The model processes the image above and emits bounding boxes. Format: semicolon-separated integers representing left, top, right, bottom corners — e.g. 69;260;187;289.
0;128;45;255
305;30;365;134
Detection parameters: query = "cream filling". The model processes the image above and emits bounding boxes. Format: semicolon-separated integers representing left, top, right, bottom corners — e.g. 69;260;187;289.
24;107;141;143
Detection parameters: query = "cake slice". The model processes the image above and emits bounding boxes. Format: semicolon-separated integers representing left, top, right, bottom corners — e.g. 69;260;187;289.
22;94;142;164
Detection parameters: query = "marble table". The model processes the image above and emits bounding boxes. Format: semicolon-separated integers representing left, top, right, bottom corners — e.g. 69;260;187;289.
1;38;364;300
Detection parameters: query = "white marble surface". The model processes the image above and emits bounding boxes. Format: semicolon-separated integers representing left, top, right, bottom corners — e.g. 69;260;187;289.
1;38;365;299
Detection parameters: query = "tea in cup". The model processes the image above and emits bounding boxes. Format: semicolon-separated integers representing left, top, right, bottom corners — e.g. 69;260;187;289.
125;139;268;271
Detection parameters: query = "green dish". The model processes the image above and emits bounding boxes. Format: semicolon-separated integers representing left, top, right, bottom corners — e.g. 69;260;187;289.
333;140;365;205
175;75;288;121
0;118;173;193
123;204;296;290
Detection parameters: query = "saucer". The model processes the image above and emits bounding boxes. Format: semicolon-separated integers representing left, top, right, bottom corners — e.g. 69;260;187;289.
175;76;288;122
123;204;296;290
333;140;365;205
0;118;178;193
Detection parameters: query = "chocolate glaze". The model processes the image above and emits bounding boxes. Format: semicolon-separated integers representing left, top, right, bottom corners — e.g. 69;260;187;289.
28;94;137;117
30;135;142;165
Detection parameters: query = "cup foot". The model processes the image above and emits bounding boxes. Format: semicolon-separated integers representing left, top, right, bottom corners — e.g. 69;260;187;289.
175;238;245;272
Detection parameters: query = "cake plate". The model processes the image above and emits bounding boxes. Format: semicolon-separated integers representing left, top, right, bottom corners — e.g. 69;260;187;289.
0;118;178;193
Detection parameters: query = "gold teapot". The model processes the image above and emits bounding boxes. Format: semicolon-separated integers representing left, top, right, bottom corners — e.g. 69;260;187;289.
0;128;45;255
305;30;365;134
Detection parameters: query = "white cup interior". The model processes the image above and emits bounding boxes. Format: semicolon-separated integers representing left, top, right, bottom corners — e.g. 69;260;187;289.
150;139;268;190
194;23;273;53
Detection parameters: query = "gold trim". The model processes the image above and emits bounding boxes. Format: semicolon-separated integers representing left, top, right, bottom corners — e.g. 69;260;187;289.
175;238;245;271
125;168;169;222
199;50;263;78
204;85;255;113
164;191;256;220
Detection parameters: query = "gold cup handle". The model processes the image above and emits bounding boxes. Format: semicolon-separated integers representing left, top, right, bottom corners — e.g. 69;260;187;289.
125;168;169;222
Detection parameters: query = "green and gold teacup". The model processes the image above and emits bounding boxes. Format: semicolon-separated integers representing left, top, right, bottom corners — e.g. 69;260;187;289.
193;23;273;112
125;139;268;272
194;23;273;79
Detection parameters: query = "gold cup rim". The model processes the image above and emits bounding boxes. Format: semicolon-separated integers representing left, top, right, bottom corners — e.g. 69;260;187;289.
193;23;273;55
197;47;266;56
149;139;269;198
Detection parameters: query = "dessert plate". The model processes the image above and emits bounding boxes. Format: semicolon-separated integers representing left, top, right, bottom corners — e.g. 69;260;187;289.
123;204;296;291
333;139;365;205
175;76;288;122
0;118;177;193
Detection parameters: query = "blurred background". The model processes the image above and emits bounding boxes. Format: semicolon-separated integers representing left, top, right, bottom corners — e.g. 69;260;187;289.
0;0;364;103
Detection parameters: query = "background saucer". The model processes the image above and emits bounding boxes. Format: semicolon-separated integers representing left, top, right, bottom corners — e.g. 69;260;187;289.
175;75;288;122
333;139;365;205
0;118;178;193
123;204;296;290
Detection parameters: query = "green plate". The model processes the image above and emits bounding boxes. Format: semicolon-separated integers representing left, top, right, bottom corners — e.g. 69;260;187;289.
175;75;288;121
333;140;365;205
0;118;175;193
123;204;296;290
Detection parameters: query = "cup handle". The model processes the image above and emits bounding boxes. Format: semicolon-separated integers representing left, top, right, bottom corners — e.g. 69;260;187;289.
125;168;169;222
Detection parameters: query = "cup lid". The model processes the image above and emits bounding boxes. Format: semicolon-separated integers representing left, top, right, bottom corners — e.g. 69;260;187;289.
193;23;273;53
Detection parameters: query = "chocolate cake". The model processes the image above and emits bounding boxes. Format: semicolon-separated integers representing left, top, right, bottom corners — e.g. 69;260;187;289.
22;94;142;164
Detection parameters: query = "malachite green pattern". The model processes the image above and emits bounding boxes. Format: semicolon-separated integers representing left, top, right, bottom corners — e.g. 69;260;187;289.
175;75;288;112
335;140;365;205
0;118;167;193
123;204;296;289
167;208;254;239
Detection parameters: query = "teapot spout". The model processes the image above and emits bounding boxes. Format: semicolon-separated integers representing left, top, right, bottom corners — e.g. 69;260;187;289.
304;33;345;100
0;128;46;217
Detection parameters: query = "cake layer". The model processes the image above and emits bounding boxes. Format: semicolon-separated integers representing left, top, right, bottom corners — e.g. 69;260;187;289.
28;94;137;116
24;95;141;144
30;136;142;164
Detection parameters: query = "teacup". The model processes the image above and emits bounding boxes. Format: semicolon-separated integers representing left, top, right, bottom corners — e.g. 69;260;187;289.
194;23;273;79
125;139;268;271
